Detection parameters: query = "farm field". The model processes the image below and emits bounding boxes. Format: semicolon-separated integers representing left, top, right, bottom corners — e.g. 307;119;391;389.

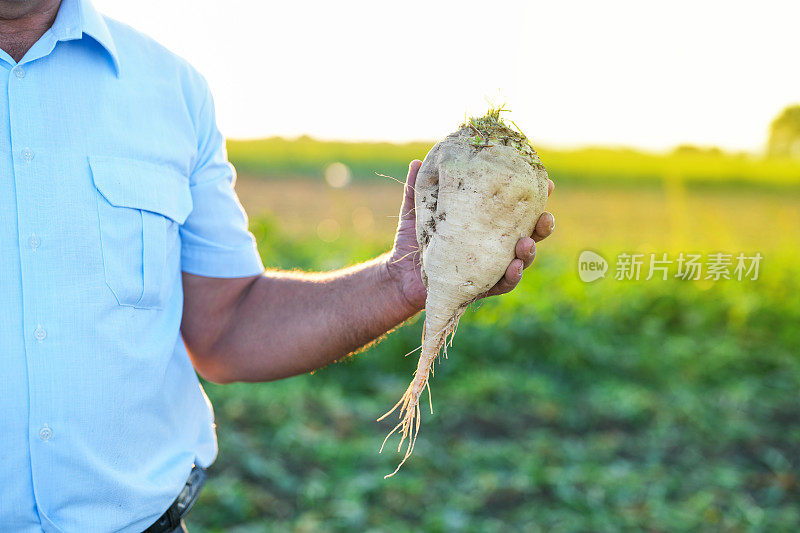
232;175;800;260
186;140;800;532
227;137;800;188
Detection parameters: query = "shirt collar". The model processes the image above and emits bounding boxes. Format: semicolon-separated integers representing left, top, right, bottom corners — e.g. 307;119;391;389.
51;0;120;76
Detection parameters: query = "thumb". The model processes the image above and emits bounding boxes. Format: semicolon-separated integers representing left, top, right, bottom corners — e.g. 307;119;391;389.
400;160;422;221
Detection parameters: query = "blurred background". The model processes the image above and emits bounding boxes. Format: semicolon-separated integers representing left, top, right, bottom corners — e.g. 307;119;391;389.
98;1;800;531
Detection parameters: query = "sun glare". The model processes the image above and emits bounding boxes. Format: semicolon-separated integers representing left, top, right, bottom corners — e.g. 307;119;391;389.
93;0;800;152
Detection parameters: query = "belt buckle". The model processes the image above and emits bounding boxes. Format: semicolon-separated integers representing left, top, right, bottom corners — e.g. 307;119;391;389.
175;465;207;518
143;465;208;533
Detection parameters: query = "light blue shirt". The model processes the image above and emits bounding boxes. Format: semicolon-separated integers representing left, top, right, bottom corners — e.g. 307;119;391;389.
0;0;265;531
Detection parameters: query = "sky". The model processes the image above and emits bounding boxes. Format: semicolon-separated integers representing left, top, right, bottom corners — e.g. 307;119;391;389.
92;0;800;152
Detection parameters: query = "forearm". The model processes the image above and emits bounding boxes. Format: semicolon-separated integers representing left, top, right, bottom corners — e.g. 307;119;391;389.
199;254;420;383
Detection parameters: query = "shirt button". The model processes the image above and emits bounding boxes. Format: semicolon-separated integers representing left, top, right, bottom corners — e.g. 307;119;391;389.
39;426;53;440
13;66;25;78
34;325;47;342
29;233;41;250
21;147;34;162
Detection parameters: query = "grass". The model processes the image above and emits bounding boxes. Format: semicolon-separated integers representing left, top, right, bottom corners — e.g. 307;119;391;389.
183;139;800;531
227;136;800;189
462;105;538;160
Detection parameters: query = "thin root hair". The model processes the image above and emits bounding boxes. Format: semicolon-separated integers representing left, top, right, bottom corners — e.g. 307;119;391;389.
389;248;420;265
378;312;463;478
375;172;419;195
402;344;423;358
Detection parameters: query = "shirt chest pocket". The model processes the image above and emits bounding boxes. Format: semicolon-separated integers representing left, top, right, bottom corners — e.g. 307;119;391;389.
90;156;193;309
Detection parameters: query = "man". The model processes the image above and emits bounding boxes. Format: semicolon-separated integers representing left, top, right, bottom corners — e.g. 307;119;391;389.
0;0;555;531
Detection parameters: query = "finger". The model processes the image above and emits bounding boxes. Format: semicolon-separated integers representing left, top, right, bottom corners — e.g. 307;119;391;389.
400;160;422;221
532;212;555;242
485;258;524;297
547;179;554;196
515;237;537;269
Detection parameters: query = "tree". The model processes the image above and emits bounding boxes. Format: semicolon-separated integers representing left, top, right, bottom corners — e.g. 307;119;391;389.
767;105;800;158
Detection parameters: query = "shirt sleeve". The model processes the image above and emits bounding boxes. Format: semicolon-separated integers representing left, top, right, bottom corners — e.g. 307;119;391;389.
179;80;265;278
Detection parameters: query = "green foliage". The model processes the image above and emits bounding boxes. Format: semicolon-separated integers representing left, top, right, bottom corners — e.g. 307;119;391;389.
227;136;435;186
185;219;800;532
227;136;800;189
768;105;800;158
461;106;542;165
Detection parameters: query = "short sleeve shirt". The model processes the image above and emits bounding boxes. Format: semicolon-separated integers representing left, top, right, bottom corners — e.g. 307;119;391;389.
0;0;264;531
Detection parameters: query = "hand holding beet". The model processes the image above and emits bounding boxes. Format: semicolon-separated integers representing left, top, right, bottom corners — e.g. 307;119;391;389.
382;108;555;476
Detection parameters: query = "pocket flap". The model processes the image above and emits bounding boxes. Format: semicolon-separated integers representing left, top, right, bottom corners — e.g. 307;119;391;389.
90;156;193;224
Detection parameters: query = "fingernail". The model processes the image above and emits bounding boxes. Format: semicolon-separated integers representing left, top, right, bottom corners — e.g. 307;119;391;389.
518;265;523;278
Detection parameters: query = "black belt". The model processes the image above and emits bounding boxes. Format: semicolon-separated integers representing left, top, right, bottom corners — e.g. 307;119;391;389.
142;465;207;533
